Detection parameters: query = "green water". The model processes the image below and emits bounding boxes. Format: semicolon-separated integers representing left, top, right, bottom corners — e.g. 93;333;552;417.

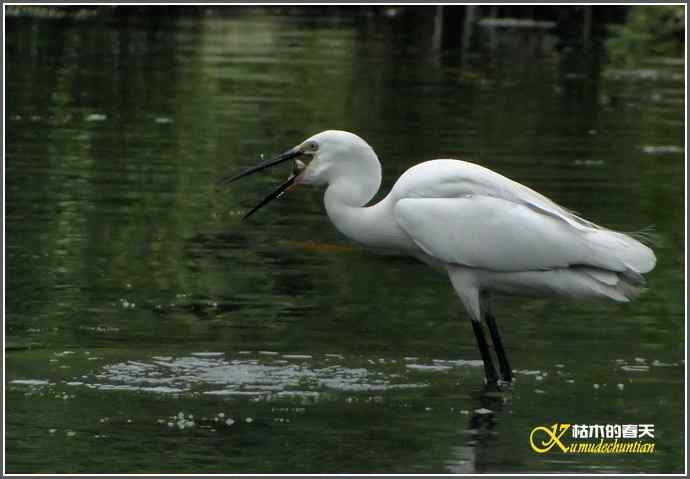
6;10;685;473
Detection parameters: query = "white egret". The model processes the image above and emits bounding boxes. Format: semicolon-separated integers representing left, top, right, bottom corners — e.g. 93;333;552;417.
228;130;656;385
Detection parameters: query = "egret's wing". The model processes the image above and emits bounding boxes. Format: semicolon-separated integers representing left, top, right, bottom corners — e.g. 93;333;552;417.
389;159;598;232
394;195;655;273
394;195;584;271
389;159;655;273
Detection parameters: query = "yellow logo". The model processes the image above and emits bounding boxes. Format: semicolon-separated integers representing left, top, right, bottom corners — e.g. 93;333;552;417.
530;423;571;453
529;422;656;455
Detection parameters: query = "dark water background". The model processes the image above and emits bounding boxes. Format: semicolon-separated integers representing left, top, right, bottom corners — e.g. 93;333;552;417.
5;9;685;473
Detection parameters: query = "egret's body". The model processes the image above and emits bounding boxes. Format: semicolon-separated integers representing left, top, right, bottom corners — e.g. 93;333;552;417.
230;130;656;384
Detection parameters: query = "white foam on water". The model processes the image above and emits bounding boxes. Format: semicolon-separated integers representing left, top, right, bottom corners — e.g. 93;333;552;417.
621;365;650;372
203;390;266;396
44;352;483;399
11;379;52;386
406;364;453;372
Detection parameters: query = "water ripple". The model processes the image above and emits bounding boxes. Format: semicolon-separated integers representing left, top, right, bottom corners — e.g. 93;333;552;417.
54;353;483;397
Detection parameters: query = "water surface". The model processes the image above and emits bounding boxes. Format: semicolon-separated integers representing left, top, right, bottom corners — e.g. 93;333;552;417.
6;10;685;473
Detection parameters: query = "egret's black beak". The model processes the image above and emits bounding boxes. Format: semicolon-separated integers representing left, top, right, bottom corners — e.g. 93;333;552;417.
241;173;299;220
224;147;303;184
225;148;305;220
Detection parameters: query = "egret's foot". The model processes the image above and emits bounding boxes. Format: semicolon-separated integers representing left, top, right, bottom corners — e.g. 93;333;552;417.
481;379;513;399
483;376;512;388
496;377;514;390
482;377;514;395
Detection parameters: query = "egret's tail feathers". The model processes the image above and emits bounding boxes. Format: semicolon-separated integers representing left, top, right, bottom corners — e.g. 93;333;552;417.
586;229;657;275
627;225;662;248
620;267;646;287
487;267;648;303
578;267;646;302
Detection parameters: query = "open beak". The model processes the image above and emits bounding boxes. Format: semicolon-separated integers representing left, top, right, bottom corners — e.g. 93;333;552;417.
225;148;306;220
224;147;303;184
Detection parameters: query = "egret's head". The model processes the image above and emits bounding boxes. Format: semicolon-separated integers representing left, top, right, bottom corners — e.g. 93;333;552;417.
226;130;380;219
295;130;378;186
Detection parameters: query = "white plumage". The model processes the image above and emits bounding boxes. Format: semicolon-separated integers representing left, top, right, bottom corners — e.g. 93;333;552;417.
389;159;655;306
233;130;656;384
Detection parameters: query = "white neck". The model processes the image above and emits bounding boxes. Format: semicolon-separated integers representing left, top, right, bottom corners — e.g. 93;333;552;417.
315;138;412;251
323;163;383;247
324;173;412;252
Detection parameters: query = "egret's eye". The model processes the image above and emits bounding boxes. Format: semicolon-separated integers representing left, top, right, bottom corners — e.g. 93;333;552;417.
306;142;319;152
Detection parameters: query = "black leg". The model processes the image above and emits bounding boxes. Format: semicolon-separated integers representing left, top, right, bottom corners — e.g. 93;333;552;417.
471;319;498;384
485;311;512;382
